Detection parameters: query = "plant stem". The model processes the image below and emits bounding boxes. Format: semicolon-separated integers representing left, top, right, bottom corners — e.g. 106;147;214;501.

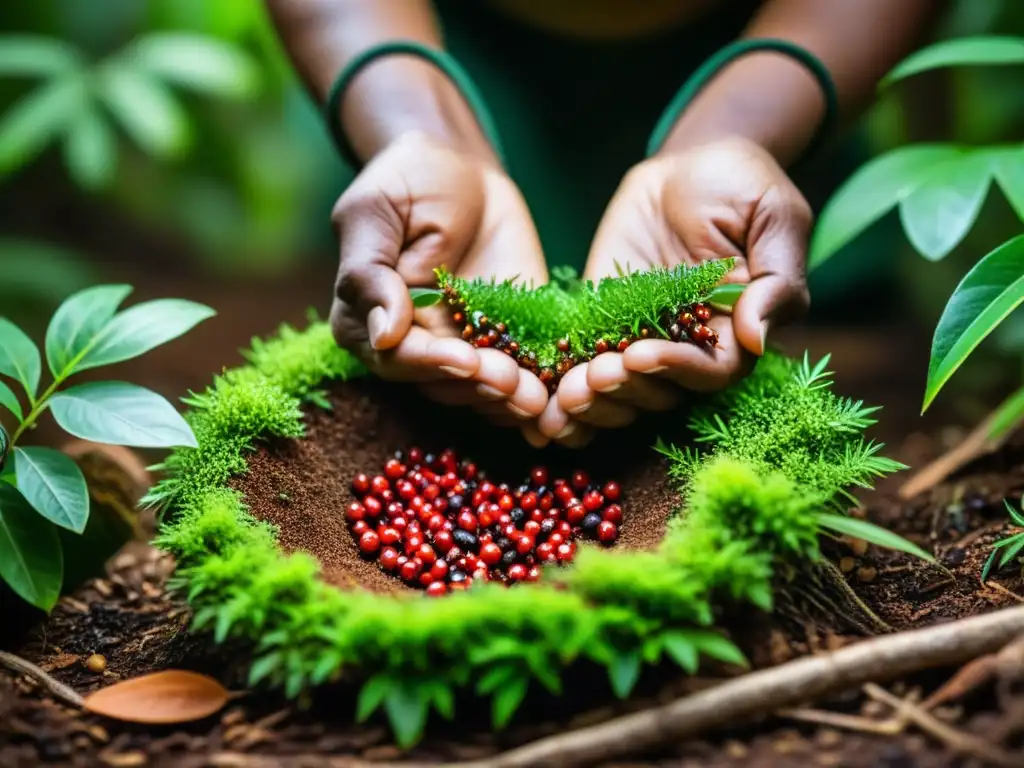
10;376;64;448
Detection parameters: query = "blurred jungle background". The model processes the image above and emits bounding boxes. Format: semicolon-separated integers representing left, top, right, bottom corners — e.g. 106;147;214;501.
0;0;1021;447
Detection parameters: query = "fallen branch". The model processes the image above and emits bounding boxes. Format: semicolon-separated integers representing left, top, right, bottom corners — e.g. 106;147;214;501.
0;650;84;708
445;606;1024;768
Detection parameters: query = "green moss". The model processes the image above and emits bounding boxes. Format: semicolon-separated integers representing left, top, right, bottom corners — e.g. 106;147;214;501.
154;317;906;747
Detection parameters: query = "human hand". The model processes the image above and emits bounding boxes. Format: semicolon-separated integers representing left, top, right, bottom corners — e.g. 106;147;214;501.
532;137;812;447
330;131;549;426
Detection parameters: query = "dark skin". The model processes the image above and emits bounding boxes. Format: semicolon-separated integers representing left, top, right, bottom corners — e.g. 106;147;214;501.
265;0;942;447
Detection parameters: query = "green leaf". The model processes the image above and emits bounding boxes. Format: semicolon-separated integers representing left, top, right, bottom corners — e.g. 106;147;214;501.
383;686;428;748
981;548;1000;582
492;677;528;729
0;318;41;398
0;239;96;306
993;146;1024;222
45;284;133;378
923;234;1024;411
97;64;190;158
13;446;89;533
0;76;85;175
128;33;261;98
661;632;699;674
881;36;1024;88
986;385;1024;442
0;380;23;421
63;106;118;190
355;674;392;723
0;35;82;76
808;145;969;271
608;649;642;698
707;283;745;309
816;512;935;562
49;382;197;448
897;151;993;261
74;299;216;372
0;483;62;611
688;632;749;668
409;288;442;308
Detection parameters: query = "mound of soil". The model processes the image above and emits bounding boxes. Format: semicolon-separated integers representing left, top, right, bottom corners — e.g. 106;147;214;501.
234;379;682;593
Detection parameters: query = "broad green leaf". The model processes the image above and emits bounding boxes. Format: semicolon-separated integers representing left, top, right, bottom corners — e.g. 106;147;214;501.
0;318;41;398
0;76;85;174
661;632;699;674
0;483;63;611
74;299;216;372
97;64;190;158
809;145;969;270
898;151;993;261
14;446;89;533
993;146;1024;222
45;284;133;377
707;283;745;309
0;35;82;76
355;674;392;722
881;36;1024;88
924;234;1024;411
49;382;197;448
0;380;23;421
688;632;749;668
63;106;118;190
128;33;261;98
816;512;935;562
608;649;642;698
384;686;428;748
492;677;528;729
409;288;442;308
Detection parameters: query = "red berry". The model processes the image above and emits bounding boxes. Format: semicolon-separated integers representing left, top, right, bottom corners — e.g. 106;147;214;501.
380;527;401;545
352;473;370;495
526;566;541;582
408;447;424;466
498;493;514;512
359;530;381;555
557;337;570;353
480;542;502;566
478;507;496;528
457;510;478;532
536;542;556;562
384;459;404;479
539;493;554;512
523;520;541;537
378;488;394;504
405;535;424;555
364;496;382;517
597;521;618;544
400;559;421;582
602;504;623;524
555;484;575;503
427;514;446;533
380;547;400;570
530;508;546;524
583;490;604;512
396;480;416;500
417;543;437;564
346;502;366;523
463;462;478;480
678;311;695;328
594;338;609;354
565;503;586;525
430;559;449;580
434;530;454;553
423;483;441;501
547;533;565;547
507;564;528;581
409;496;426;513
352;520;370;536
520;492;538;512
371;475;390;495
516;534;535;555
694;304;712;323
391;515;408;533
426;581;447;597
530;466;549;487
556;542;575;563
571;470;589;490
555;520;572;538
602;481;621;502
689;324;713;344
616;338;630;353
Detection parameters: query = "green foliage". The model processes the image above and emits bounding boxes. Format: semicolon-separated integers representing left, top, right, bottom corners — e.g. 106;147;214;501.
152;319;911;747
880;35;1024;87
437;260;731;366
0;283;213;610
981;498;1024;582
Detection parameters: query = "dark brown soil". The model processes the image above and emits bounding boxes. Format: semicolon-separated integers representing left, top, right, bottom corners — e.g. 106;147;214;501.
235;378;678;592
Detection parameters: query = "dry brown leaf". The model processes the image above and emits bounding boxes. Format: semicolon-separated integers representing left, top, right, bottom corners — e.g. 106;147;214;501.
83;670;231;724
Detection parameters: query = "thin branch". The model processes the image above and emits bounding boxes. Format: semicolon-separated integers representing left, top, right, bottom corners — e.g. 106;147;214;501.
0;650;84;708
443;606;1024;768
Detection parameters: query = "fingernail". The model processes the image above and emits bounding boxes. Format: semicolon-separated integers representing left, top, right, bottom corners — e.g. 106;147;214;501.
367;307;388;350
439;365;473;379
523;430;549;449
597;383;621;394
555;424;576;440
759;320;771;356
508;404;532;418
568;401;591;415
637;365;668;374
476;384;506;401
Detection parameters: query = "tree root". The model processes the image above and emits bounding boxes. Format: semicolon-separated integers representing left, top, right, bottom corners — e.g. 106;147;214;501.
0;650;84;708
778;559;892;635
444;606;1024;768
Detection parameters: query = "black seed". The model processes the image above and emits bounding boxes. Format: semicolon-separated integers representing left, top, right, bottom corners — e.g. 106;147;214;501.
540;519;556;537
449;569;467;583
510;508;525;525
496;537;512;552
581;513;602;534
452;529;479;552
502;550;518;567
668;323;682;342
536;485;548;497
448;494;464;509
424;453;436;468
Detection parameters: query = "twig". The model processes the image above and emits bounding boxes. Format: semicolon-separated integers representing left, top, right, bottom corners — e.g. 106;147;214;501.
985;581;1024;604
441;606;1024;768
864;683;1018;766
0;650;84;708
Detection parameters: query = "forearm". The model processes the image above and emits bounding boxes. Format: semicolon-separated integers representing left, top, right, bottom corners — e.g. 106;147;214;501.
661;0;945;166
264;0;495;163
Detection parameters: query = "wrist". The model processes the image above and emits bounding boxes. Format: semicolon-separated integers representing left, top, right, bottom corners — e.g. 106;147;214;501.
339;55;500;167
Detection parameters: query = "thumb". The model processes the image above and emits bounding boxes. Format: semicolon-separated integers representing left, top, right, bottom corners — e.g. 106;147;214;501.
733;193;811;356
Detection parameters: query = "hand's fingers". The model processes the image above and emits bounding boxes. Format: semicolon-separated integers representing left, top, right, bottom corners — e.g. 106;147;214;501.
332;192;414;351
474;348;521;398
357;325;479;381
521;422;550;449
733;189;812;355
621;318;753;392
585;352;679;411
555;366;637;428
507;369;548;419
538;391;574;441
556;422;595;448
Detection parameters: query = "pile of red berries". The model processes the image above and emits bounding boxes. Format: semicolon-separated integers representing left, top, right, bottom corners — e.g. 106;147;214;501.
347;447;624;597
441;283;716;393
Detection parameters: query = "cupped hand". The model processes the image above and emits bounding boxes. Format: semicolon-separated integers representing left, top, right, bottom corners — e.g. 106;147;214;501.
532;137;812;447
330;131;549;425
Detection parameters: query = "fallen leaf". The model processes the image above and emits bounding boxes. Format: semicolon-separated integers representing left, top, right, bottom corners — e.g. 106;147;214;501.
83;670;231;724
